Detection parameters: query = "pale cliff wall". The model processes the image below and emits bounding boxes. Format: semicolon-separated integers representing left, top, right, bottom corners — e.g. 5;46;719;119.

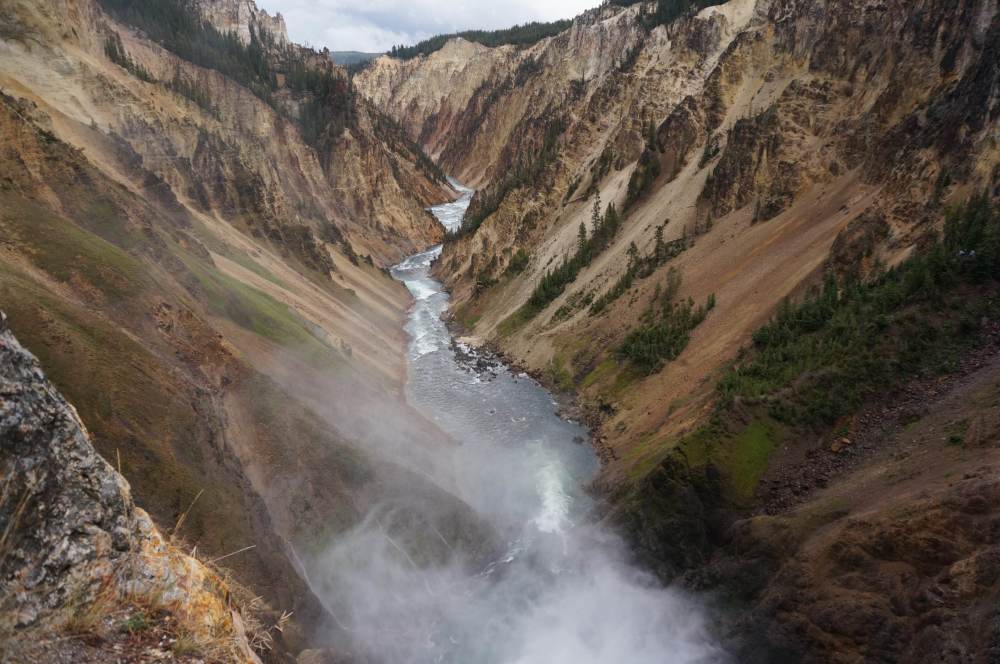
197;0;290;46
358;0;999;485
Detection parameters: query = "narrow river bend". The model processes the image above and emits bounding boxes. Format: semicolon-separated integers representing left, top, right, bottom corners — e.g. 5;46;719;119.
318;181;724;664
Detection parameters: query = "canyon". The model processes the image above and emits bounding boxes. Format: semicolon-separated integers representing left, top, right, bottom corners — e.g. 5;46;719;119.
356;0;1000;661
0;0;998;662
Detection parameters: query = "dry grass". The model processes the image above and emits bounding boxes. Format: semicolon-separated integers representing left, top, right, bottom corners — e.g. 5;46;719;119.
60;578;119;640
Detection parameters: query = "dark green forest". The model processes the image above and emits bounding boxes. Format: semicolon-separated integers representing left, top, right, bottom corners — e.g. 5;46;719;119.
388;20;572;61
612;0;726;28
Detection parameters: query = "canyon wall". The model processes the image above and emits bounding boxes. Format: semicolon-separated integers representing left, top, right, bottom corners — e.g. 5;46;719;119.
359;0;1000;659
359;0;999;489
0;0;468;658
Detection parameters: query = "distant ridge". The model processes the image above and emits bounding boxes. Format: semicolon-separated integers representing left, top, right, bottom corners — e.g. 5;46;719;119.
330;50;382;65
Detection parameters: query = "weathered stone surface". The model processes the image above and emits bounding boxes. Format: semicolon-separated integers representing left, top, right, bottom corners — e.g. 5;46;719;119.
0;312;134;624
0;314;261;661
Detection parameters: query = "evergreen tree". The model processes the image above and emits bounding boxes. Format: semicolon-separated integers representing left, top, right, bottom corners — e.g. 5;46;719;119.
627;241;639;268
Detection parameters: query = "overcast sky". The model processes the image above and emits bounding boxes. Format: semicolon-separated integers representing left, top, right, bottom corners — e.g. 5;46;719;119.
255;0;602;53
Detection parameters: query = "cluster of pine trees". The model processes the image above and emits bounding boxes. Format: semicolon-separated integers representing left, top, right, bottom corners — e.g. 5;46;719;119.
388;20;572;61
167;73;218;117
104;33;154;82
590;223;690;315
625;121;662;209
619;268;715;373
527;195;623;311
612;0;725;28
718;195;1000;425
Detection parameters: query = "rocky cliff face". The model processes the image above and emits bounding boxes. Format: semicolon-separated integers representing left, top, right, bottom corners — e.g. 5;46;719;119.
197;0;290;46
0;315;263;663
3;0;447;271
359;0;999;484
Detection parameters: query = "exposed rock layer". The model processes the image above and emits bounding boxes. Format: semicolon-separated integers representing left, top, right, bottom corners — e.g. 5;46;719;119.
0;315;262;663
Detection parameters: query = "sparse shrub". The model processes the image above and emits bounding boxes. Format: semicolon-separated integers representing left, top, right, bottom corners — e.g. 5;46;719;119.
698;134;720;168
619;270;714;373
120;611;153;634
506;248;530;275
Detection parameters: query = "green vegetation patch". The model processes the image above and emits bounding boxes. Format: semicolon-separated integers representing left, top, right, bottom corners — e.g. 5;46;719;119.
619;268;715;374
0;193;146;302
722;421;779;502
179;252;339;366
718;196;1000;428
635;195;999;509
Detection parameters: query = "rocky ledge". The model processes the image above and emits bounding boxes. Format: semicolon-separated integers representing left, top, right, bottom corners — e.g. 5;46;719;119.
0;312;261;663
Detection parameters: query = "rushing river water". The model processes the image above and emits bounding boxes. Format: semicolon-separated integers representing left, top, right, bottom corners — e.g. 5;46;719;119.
317;180;723;663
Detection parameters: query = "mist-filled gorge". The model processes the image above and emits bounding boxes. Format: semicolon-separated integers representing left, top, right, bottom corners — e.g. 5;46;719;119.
1;0;997;661
306;184;724;663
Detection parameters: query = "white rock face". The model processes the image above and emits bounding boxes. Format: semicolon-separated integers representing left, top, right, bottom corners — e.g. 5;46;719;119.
197;0;289;45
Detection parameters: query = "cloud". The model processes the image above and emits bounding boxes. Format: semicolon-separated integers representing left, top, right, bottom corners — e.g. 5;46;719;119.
255;0;602;52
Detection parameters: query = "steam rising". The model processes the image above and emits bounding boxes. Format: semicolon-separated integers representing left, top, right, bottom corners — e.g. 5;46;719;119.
308;181;725;663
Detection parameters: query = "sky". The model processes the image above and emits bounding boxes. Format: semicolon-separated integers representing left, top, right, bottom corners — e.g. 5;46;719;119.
255;0;603;53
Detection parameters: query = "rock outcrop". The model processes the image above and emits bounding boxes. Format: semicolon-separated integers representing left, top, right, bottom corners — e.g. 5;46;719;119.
0;313;262;663
197;0;290;46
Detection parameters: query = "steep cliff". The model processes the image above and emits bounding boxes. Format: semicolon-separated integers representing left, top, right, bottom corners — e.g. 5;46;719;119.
198;0;291;47
359;0;999;487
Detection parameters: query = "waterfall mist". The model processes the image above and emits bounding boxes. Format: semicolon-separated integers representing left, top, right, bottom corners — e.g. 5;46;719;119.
306;182;726;663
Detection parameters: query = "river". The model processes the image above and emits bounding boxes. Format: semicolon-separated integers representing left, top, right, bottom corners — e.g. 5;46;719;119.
317;180;724;663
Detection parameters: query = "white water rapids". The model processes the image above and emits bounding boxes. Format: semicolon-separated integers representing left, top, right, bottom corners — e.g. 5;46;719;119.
311;180;725;663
